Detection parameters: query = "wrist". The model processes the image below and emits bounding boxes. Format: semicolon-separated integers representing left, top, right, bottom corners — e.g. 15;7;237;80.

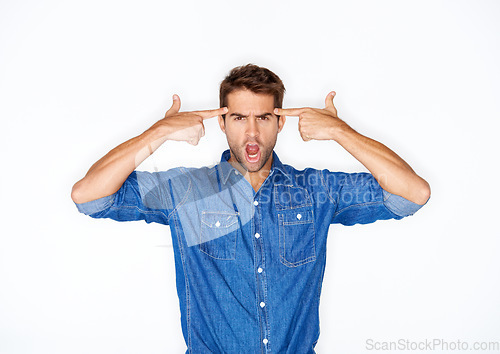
329;119;355;142
143;123;170;151
147;120;171;141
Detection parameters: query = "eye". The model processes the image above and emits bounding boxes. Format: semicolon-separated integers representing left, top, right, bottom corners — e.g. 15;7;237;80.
258;116;269;121
234;116;244;121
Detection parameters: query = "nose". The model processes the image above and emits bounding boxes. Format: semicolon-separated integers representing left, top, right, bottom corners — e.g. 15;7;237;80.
245;117;259;138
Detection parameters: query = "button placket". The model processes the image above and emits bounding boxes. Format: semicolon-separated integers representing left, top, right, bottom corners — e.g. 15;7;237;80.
252;196;271;352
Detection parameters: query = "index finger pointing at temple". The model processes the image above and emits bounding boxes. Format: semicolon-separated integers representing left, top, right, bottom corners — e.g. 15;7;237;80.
274;107;306;117
195;107;228;119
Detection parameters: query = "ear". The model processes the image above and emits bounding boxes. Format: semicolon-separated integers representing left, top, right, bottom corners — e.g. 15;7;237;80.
218;115;226;134
277;115;286;133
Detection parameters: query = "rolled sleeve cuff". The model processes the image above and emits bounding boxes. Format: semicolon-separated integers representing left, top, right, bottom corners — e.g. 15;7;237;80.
74;194;116;215
382;190;427;217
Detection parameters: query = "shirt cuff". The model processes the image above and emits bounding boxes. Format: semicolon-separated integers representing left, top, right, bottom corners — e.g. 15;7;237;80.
74;194;116;215
382;189;427;217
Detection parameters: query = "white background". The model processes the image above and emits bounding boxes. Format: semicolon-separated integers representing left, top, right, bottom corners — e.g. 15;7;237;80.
1;0;499;353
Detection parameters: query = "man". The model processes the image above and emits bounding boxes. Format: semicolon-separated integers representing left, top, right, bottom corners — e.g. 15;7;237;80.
72;64;430;353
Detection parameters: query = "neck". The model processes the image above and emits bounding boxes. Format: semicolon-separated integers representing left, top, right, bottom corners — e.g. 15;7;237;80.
228;155;273;192
247;169;271;192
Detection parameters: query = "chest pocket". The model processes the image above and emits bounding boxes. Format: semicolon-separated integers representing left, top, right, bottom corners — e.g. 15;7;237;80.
275;185;316;267
199;211;239;260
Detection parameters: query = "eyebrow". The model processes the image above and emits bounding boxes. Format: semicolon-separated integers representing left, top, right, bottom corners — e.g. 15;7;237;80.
229;112;275;118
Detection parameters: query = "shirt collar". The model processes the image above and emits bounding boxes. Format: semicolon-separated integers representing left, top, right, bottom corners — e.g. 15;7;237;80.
217;149;292;185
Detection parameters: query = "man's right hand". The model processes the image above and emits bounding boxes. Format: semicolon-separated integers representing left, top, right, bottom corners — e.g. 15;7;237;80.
71;94;227;204
153;94;228;145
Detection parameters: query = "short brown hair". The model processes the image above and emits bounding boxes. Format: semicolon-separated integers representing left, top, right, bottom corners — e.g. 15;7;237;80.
219;64;285;119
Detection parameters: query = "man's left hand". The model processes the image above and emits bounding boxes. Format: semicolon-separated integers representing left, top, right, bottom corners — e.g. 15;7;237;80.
274;91;347;141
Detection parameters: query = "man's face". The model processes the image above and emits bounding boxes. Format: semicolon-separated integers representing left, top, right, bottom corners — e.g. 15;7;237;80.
218;89;285;174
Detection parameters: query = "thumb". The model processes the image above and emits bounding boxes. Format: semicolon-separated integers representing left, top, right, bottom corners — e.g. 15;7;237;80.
324;91;336;111
165;94;181;117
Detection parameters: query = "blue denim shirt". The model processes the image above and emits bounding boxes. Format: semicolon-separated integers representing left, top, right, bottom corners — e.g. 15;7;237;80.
75;150;424;353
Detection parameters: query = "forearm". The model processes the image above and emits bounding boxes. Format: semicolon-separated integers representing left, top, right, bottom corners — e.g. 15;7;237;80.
71;95;227;205
333;124;431;205
71;125;167;204
275;92;430;205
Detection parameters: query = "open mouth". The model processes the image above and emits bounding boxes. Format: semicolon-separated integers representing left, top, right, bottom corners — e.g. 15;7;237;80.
245;143;260;163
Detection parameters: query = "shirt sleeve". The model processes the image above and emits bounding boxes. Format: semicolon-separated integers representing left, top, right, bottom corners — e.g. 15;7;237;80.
74;169;186;225
320;170;426;226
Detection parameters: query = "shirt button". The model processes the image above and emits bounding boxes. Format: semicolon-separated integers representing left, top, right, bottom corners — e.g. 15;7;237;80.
263;338;268;345
253;200;259;206
257;267;263;273
297;213;302;220
234;170;239;175
255;233;260;239
260;301;265;308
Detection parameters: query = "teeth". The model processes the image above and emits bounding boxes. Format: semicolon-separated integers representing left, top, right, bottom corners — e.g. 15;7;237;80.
246;144;259;160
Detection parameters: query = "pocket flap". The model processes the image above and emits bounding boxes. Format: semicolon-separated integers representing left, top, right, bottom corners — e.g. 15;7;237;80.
282;208;314;225
201;212;239;228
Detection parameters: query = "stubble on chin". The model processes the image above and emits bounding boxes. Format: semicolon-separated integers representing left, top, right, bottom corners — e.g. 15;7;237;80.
229;146;273;174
